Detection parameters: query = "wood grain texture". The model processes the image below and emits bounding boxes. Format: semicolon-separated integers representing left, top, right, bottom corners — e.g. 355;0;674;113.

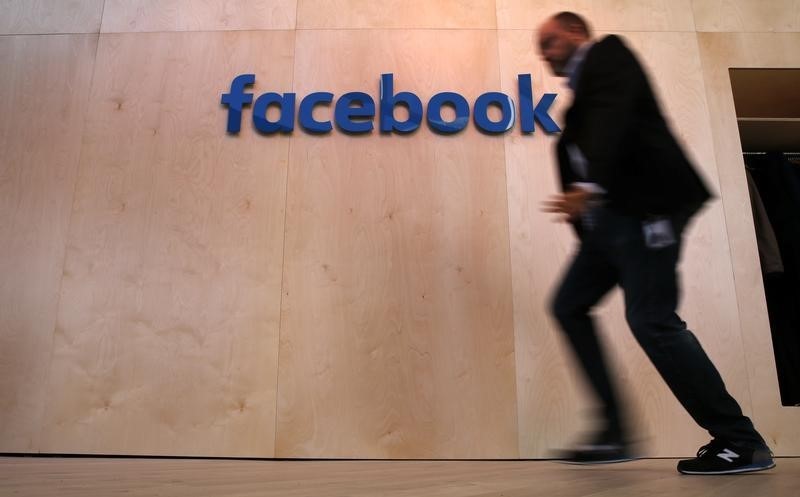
0;34;97;453
0;0;104;34
296;0;497;29
697;32;800;455
100;0;297;32
1;457;798;497
496;0;696;31
1;2;798;462
37;30;294;457
693;0;800;32
276;29;518;459
499;30;754;457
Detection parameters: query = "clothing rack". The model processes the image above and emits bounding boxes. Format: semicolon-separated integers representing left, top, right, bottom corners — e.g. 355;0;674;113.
743;152;800;155
742;152;800;170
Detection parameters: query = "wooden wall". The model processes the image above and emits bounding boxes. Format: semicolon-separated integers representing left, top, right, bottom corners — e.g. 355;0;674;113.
1;0;798;458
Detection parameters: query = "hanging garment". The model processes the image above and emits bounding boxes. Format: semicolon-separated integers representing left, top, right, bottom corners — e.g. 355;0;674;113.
746;169;784;275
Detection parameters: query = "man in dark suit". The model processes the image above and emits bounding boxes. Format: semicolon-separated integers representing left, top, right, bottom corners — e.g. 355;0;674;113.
537;12;774;474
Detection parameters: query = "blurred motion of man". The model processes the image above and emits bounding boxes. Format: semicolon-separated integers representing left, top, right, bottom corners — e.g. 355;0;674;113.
537;11;774;475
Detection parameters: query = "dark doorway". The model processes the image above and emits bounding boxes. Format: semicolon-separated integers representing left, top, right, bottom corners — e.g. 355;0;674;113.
732;68;800;406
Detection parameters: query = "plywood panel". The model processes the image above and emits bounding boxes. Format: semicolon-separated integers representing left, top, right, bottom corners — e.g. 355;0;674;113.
693;0;800;32
496;0;695;31
100;0;296;32
37;30;294;457
495;31;592;459
499;30;752;457
276;29;518;459
697;32;800;455
0;34;96;453
0;0;104;34
297;0;497;29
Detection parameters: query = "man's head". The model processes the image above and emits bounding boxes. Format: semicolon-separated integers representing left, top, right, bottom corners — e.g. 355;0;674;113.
537;12;592;77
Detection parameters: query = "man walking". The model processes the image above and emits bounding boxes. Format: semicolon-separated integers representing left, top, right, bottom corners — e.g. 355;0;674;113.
538;11;774;474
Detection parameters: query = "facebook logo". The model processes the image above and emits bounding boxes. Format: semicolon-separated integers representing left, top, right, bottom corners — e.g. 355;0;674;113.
221;73;560;135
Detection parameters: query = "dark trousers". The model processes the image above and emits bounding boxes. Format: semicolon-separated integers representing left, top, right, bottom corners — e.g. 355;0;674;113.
550;207;767;450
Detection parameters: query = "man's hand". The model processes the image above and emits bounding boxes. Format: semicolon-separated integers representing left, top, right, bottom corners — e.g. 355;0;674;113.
542;186;592;222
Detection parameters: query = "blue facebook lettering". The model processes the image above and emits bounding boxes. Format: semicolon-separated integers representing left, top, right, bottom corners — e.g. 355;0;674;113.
221;73;560;135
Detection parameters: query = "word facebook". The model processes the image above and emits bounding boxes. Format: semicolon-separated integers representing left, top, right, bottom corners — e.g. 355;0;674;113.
221;73;560;135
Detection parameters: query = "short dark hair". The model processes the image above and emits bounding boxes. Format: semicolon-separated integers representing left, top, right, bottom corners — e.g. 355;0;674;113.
553;11;592;37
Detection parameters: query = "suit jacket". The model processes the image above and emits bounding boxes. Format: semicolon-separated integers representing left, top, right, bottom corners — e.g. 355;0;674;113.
556;35;712;229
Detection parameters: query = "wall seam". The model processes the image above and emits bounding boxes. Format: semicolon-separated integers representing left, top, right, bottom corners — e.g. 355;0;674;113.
493;10;522;457
35;0;106;452
272;0;301;460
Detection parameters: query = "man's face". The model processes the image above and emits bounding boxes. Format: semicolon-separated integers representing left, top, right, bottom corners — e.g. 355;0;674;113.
537;19;582;77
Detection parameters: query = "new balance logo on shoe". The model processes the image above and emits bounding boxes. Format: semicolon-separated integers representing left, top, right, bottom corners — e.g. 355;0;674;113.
716;448;740;463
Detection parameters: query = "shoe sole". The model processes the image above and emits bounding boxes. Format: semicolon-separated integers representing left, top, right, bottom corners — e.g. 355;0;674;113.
678;462;776;475
556;457;637;465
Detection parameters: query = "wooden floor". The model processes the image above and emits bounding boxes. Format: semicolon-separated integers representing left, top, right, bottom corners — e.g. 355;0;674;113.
0;457;798;496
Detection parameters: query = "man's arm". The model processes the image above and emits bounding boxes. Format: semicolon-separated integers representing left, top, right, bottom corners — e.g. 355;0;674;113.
542;186;595;223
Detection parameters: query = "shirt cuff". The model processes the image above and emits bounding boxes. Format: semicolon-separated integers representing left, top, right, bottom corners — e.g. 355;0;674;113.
571;182;606;196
